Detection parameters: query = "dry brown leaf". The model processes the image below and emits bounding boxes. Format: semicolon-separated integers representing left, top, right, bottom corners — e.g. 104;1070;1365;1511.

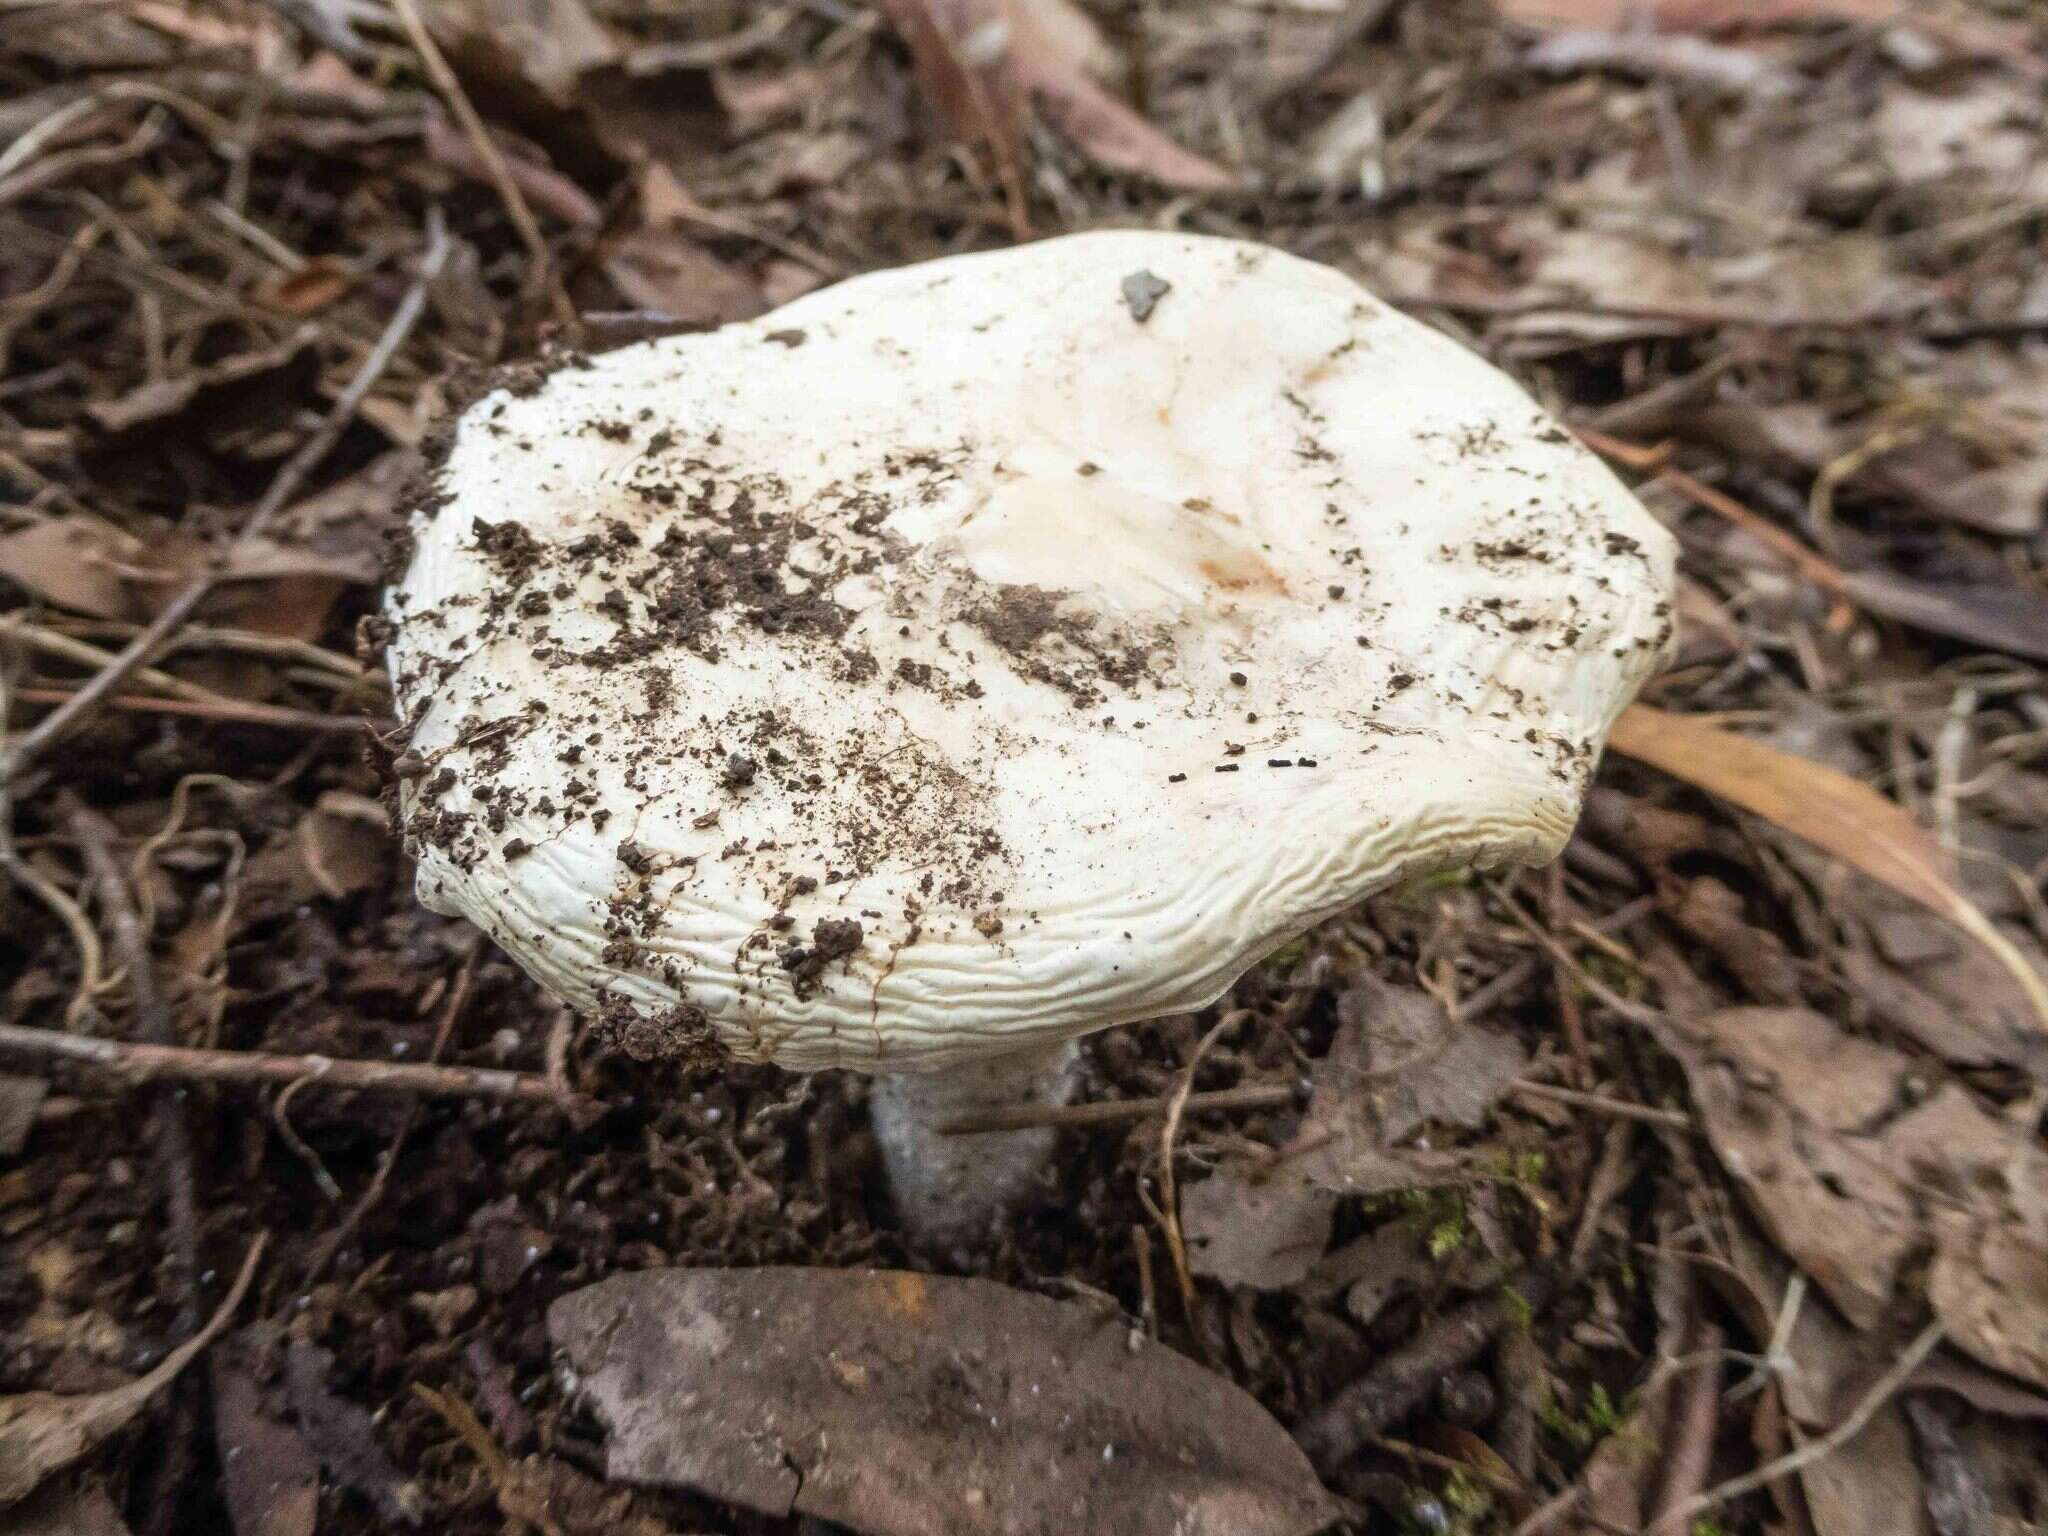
0;1479;134;1536
257;260;356;317
600;228;765;330
1607;705;2048;1040
878;0;1236;193
210;1351;318;1536
1185;975;1524;1289
1720;1220;1932;1536
1671;1008;2048;1389
0;1238;263;1507
549;1267;1343;1536
1674;1007;1920;1329
1291;975;1526;1198
422;0;619;112
1182;1167;1334;1292
0;520;139;621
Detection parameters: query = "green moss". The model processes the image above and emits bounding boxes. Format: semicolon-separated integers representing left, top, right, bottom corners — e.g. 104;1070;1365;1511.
1501;1284;1533;1333
1443;1470;1493;1529
1258;935;1310;978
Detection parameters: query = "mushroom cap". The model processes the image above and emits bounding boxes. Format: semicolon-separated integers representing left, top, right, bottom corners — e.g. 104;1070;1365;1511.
387;231;1675;1072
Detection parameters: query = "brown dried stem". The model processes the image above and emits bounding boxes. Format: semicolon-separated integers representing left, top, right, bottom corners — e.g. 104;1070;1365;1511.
66;800;201;1332
0;1022;568;1105
1295;1267;1559;1473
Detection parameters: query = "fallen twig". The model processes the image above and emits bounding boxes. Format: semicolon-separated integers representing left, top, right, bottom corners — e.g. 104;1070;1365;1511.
1295;1267;1558;1473
12;687;380;733
66;802;201;1331
0;672;105;1025
1384;288;1927;334
0;1022;569;1104
1651;1321;1725;1534
67;800;206;1536
937;1076;1686;1135
1663;1318;1947;1528
388;0;566;320
1143;1010;1246;1342
939;1081;1295;1134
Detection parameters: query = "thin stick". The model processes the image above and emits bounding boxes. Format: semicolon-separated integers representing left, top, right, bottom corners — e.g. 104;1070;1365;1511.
0;620;223;704
1142;1009;1246;1341
1508;1079;1692;1132
1296;1267;1559;1471
1650;1320;1725;1534
0;1021;567;1104
68;802;201;1334
6;217;449;779
937;1076;1687;1136
387;0;566;320
1495;888;1666;1031
940;1082;1294;1134
12;687;379;734
1663;1318;1946;1525
0;668;104;1023
1384;288;1924;334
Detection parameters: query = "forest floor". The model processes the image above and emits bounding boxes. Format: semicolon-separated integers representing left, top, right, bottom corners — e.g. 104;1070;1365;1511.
2;1;2047;1533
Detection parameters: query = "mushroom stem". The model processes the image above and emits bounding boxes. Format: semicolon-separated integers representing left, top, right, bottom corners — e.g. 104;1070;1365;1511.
868;1038;1081;1247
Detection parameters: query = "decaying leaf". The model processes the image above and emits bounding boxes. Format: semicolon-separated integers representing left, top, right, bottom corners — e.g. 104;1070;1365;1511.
878;0;1235;192
422;0;620;113
1292;975;1526;1198
0;518;149;621
1184;975;1522;1290
1719;1220;1932;1536
211;1345;318;1536
0;1479;133;1536
1670;1007;2048;1389
0;1075;48;1159
1183;1166;1335;1292
283;1344;423;1528
1670;1007;1919;1329
1607;705;2048;1043
0;1238;263;1507
549;1267;1343;1536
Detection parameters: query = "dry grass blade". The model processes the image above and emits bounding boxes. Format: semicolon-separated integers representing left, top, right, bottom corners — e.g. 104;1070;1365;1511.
1607;705;2048;1033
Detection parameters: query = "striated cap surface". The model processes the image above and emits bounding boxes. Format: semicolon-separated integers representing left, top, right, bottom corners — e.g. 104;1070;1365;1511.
386;231;1676;1071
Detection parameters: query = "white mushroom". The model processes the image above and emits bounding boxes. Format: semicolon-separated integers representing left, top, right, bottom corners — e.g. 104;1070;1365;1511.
383;231;1676;1245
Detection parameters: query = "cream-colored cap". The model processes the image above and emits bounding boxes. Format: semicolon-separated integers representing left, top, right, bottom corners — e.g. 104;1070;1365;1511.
386;231;1675;1071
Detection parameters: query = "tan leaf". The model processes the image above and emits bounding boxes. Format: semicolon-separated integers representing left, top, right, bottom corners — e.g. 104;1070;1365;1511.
1607;705;2048;1036
258;259;356;316
0;1239;263;1507
0;520;143;621
878;0;1235;193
